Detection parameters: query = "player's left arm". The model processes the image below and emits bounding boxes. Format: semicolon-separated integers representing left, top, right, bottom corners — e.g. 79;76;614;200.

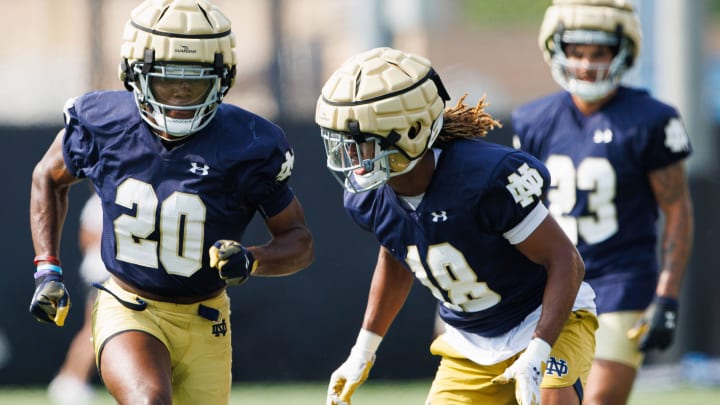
628;160;694;351
493;212;584;404
515;214;585;346
648;160;694;299
246;197;314;277
492;151;583;345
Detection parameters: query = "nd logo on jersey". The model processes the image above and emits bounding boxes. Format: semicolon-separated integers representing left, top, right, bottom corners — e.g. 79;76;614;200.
664;118;690;153
505;163;544;207
276;150;294;181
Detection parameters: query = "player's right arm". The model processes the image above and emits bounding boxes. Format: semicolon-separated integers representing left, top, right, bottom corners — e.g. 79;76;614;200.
361;246;415;336
327;246;414;405
29;129;82;326
31;129;81;256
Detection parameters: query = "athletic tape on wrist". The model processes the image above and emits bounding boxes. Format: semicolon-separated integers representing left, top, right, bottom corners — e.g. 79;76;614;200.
34;269;63;279
36;263;63;274
525;337;552;362
355;329;383;354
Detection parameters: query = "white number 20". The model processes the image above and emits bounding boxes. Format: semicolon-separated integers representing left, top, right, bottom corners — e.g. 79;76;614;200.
406;243;500;312
545;155;617;244
113;178;206;277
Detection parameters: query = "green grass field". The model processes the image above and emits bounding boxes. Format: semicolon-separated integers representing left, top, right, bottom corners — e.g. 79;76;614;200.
1;381;718;404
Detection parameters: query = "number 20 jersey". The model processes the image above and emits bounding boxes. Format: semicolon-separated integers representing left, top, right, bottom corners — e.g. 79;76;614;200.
513;87;692;311
344;139;553;337
62;90;295;297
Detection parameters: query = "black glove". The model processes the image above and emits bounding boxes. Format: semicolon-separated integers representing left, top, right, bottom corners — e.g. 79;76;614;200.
208;240;256;286
29;271;71;326
628;296;678;352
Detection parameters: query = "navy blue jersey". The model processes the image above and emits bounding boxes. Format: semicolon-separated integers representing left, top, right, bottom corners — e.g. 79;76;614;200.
62;90;296;297
344;139;552;337
513;87;692;311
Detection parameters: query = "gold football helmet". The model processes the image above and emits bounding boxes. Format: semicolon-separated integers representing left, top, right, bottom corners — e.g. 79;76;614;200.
539;0;641;101
119;0;237;138
316;47;450;193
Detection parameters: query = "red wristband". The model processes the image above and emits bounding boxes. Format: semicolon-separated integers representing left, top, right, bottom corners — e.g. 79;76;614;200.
34;255;61;266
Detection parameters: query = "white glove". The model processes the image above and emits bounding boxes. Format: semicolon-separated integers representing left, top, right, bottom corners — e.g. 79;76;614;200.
491;337;552;405
327;329;382;405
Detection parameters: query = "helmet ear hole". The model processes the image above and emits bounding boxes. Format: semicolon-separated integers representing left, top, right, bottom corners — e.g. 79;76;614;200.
408;122;422;140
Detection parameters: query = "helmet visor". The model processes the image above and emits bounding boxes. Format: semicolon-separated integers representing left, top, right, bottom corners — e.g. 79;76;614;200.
148;67;216;109
551;30;628;102
320;127;397;193
132;63;223;137
557;58;612;83
321;128;378;174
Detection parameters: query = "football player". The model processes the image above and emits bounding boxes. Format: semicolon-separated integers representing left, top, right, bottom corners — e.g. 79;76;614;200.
316;47;598;405
29;1;313;403
513;1;694;404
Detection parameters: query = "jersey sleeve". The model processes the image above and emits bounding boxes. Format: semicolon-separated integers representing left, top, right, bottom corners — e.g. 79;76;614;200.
476;151;550;241
640;113;693;172
242;128;296;219
61;96;100;179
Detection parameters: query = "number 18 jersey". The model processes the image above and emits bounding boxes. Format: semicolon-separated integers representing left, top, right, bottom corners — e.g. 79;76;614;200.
344;139;554;337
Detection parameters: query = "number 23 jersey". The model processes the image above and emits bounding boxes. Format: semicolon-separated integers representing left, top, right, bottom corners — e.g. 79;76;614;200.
513;87;692;281
62;90;296;297
345;139;554;337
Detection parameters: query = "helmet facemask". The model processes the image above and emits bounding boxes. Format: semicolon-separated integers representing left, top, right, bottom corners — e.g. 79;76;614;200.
321;115;444;193
129;61;227;139
550;28;631;102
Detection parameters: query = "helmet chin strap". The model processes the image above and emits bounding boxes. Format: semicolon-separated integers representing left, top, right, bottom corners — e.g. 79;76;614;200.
567;79;617;102
151;110;199;139
349;169;387;191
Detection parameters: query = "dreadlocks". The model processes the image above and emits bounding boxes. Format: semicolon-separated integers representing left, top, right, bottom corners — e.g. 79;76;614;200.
437;94;502;146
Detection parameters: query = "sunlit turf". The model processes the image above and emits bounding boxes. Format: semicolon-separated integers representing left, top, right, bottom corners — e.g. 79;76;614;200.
1;380;718;404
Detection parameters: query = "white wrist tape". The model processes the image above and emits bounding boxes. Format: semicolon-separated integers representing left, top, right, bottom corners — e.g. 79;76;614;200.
523;337;552;364
353;328;383;354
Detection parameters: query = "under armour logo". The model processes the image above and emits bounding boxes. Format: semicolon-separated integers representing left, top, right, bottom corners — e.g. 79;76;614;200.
545;357;569;377
212;318;227;337
505;163;544;208
189;162;210;176
276;150;294;181
593;129;613;143
530;366;542;385
664;118;690;153
431;211;448;223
